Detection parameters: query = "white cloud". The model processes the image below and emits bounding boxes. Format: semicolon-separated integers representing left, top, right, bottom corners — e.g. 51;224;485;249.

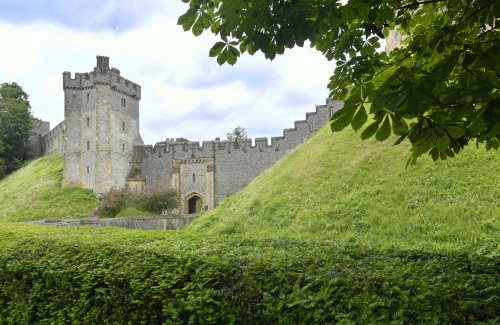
0;4;333;145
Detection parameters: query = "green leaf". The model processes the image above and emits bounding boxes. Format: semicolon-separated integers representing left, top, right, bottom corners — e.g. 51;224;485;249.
435;134;450;152
444;125;465;138
209;42;226;57
177;9;197;31
361;120;380;140
376;4;395;26
192;15;204;36
430;148;439;161
247;43;257;55
216;51;227;65
351;105;368;131
389;91;407;112
226;46;240;65
331;106;357;132
375;115;391;141
391;116;408;136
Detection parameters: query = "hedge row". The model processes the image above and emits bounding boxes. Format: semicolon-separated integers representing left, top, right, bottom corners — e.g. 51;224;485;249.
0;225;498;324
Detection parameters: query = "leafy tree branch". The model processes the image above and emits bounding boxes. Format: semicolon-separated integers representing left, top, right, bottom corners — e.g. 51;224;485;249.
178;0;499;163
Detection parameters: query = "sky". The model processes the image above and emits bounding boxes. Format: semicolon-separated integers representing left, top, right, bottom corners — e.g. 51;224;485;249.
0;0;335;145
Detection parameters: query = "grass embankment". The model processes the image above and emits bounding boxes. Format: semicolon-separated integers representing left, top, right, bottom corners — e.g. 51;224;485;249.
189;125;500;255
0;126;498;322
0;155;97;222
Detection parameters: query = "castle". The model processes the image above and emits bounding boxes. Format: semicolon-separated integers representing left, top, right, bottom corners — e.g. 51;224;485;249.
31;56;342;214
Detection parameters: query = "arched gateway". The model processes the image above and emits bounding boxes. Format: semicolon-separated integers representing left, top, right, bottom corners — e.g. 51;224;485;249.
185;193;204;214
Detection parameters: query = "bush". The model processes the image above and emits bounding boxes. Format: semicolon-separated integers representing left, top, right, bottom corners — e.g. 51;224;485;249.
0;225;498;324
136;188;178;215
95;188;179;218
95;189;127;218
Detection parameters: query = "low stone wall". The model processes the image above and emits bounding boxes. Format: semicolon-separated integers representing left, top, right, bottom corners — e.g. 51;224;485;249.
80;214;199;230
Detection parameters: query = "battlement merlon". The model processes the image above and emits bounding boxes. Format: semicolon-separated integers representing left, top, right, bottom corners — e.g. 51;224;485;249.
62;56;141;100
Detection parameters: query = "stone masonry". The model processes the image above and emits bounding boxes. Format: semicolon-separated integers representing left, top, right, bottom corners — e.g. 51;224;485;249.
31;56;343;213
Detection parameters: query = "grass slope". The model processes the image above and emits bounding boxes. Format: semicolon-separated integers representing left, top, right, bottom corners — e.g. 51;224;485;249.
0;155;97;222
189;125;500;255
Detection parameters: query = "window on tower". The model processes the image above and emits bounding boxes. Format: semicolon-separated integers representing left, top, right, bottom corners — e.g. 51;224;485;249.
121;98;126;107
87;141;90;151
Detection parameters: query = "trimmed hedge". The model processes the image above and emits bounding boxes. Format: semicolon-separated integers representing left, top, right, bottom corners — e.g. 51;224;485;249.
0;225;498;324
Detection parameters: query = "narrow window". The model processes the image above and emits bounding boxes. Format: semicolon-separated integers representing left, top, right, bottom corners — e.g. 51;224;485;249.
87;141;90;151
310;124;314;132
122;143;125;152
122;121;125;131
86;117;90;127
192;173;196;182
87;93;90;103
121;98;126;107
86;166;90;174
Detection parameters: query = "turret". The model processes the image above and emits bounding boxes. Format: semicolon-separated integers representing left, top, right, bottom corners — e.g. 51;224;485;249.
62;56;143;192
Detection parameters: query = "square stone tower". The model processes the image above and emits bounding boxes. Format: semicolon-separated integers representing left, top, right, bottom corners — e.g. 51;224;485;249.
62;56;143;192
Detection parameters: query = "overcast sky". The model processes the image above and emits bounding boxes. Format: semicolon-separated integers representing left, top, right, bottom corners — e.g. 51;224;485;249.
0;0;335;145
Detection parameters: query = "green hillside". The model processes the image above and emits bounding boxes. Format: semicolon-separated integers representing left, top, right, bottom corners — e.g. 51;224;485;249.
189;125;500;255
0;155;97;222
0;131;498;323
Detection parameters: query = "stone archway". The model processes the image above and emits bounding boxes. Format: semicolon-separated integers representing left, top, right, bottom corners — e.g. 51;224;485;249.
186;194;204;214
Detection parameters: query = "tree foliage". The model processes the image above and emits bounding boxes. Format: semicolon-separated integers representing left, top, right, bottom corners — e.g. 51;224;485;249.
136;188;179;215
178;0;499;162
96;188;179;218
226;126;247;141
0;82;33;177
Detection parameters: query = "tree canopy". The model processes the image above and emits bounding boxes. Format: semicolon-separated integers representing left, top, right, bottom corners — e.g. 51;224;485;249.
226;126;248;141
0;82;33;177
178;0;499;163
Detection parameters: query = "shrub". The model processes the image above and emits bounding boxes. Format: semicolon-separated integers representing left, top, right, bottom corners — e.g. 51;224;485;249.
95;188;179;218
96;188;128;218
0;225;498;324
136;188;178;215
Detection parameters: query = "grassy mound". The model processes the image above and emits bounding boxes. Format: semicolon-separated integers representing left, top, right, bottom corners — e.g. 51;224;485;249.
0;130;498;323
189;125;500;255
0;155;97;222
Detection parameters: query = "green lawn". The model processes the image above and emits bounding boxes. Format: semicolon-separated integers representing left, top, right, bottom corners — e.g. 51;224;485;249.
0;155;97;222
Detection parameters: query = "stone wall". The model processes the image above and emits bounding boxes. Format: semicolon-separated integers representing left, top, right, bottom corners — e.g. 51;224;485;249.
40;121;64;155
82;215;198;230
213;99;342;204
27;119;50;159
136;99;343;207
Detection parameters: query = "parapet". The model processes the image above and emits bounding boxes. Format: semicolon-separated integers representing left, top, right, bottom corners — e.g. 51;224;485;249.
63;56;141;99
140;99;343;159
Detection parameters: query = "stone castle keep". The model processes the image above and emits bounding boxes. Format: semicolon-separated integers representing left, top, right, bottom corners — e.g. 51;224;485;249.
32;56;342;213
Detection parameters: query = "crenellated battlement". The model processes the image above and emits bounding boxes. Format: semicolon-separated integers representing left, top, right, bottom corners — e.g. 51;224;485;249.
62;56;141;99
139;99;342;159
31;55;346;211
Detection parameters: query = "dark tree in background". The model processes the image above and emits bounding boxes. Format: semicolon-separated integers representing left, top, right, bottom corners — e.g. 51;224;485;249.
0;82;33;178
226;126;247;142
178;0;499;164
